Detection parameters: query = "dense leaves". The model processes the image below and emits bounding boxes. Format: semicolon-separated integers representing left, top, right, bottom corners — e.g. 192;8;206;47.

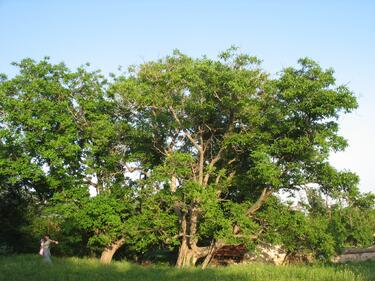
0;50;373;265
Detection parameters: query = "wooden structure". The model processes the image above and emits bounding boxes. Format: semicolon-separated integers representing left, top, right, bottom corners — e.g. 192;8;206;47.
332;245;375;263
211;245;248;265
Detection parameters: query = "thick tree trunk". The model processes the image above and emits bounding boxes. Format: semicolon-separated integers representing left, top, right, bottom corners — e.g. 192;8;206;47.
201;240;222;269
176;239;199;267
176;239;210;268
176;213;199;268
176;208;210;268
100;238;125;264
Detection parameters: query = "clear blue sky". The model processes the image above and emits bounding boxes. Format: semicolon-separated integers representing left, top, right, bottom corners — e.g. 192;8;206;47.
1;0;374;193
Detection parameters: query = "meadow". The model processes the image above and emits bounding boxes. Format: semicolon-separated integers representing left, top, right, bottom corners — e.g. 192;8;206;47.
0;255;374;281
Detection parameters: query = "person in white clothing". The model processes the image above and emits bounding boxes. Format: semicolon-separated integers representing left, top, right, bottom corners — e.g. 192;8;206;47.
40;234;58;263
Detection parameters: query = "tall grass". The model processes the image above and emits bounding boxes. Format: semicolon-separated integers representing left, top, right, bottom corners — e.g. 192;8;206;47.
0;255;373;281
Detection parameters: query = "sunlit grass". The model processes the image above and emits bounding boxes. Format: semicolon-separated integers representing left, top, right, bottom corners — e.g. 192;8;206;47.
0;255;374;281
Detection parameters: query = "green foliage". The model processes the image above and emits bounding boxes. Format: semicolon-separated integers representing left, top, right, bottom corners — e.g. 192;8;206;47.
328;193;375;251
257;197;336;259
0;50;371;266
0;57;127;255
111;49;360;256
257;189;375;261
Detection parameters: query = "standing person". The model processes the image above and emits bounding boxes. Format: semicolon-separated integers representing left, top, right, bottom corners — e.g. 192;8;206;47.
40;234;59;263
39;239;44;256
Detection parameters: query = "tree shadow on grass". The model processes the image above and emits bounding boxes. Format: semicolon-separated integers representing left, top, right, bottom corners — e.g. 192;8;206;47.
1;255;374;281
59;258;375;281
60;258;232;281
0;255;226;281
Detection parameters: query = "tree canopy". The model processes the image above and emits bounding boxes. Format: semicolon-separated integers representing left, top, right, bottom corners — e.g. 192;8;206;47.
0;49;373;267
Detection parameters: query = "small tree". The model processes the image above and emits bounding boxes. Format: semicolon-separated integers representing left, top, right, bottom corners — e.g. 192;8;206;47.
0;58;127;260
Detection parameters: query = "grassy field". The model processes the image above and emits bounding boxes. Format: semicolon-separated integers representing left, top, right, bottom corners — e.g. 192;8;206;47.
0;255;374;281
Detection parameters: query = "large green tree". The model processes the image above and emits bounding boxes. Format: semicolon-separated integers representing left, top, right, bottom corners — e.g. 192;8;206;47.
111;47;358;267
1;50;363;268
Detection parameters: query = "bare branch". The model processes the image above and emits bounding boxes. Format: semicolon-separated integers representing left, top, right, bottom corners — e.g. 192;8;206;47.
215;170;236;198
203;147;225;186
164;128;181;155
246;187;273;217
84;175;97;187
168;106;202;153
120;161;150;177
198;131;205;185
152;140;168;156
234;228;264;240
215;174;222;185
191;163;197;181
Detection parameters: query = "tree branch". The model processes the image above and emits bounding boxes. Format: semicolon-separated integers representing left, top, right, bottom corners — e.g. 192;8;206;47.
168;106;202;153
120;161;150;177
246;187;273;217
203;147;225;186
198;131;205;185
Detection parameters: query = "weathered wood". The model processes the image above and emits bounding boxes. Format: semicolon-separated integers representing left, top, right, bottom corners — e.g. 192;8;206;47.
343;245;375;254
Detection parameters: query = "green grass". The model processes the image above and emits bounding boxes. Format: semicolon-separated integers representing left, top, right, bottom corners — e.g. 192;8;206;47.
0;255;374;281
